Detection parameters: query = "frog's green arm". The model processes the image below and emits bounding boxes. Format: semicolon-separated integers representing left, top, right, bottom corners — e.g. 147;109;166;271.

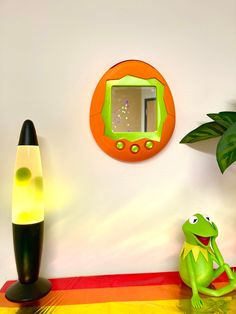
211;236;224;265
186;251;204;308
211;237;235;280
186;253;198;294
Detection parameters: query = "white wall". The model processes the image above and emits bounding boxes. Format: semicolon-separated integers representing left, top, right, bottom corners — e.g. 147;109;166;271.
1;0;236;287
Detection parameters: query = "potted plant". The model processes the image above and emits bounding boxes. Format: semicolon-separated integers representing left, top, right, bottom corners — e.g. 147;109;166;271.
180;111;236;173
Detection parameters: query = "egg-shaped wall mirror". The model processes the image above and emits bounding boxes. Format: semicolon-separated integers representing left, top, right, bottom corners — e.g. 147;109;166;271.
90;60;175;162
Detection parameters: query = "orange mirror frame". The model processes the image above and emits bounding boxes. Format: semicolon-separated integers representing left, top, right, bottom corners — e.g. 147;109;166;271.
90;60;175;162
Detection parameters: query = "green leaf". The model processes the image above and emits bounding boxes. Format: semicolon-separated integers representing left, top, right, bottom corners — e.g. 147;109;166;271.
216;122;236;173
180;122;226;143
207;111;236;128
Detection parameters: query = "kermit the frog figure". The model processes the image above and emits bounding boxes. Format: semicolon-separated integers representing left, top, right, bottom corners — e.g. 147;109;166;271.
180;213;236;309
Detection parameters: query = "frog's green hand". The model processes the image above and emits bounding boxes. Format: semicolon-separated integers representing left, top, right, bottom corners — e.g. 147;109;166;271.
191;294;204;309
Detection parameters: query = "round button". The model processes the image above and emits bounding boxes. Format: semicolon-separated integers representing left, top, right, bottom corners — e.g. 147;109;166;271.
130;145;140;154
145;141;154;150
116;141;125;150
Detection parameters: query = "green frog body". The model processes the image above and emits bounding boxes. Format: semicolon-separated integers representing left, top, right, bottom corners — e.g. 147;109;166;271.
180;213;236;308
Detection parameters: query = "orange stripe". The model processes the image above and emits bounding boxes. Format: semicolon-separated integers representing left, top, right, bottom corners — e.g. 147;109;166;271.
0;281;233;308
0;284;191;307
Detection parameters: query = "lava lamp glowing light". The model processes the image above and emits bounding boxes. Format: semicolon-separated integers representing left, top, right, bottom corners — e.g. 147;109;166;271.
6;120;51;302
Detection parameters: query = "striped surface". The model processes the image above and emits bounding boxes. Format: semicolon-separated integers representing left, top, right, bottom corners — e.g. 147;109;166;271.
0;271;236;313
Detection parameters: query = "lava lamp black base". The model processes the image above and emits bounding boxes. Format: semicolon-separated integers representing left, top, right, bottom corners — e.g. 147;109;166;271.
5;277;51;302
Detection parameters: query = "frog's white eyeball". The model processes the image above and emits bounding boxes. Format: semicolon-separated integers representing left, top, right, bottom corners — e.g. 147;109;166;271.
204;215;211;223
189;216;198;224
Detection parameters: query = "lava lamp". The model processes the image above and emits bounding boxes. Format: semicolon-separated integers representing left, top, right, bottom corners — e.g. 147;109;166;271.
5;120;51;302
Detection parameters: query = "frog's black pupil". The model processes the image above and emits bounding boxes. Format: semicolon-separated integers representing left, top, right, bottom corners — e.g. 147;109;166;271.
194;219;197;223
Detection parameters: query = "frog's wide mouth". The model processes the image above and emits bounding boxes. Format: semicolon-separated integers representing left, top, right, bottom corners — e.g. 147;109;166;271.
195;235;210;246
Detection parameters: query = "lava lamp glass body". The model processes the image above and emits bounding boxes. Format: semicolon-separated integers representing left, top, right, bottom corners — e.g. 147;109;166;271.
12;146;44;225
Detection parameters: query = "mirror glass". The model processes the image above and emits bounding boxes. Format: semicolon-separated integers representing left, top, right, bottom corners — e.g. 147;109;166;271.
111;87;156;133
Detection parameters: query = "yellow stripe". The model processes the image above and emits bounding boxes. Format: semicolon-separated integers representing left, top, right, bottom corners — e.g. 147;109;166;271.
1;298;236;314
0;300;182;314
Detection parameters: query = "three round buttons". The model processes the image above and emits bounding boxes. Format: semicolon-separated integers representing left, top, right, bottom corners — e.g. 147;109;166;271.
116;141;154;154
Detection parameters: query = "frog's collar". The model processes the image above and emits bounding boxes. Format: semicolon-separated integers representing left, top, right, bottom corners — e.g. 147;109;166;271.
180;241;215;261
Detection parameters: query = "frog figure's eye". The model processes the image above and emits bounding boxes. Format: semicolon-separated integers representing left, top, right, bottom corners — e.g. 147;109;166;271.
189;216;198;224
204;215;211;223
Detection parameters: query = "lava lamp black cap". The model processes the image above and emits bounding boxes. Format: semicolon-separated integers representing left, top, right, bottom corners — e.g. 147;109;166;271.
18;120;39;146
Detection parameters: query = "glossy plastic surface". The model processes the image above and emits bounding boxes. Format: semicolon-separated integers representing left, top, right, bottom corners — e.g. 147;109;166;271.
1;272;236;313
90;60;175;162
